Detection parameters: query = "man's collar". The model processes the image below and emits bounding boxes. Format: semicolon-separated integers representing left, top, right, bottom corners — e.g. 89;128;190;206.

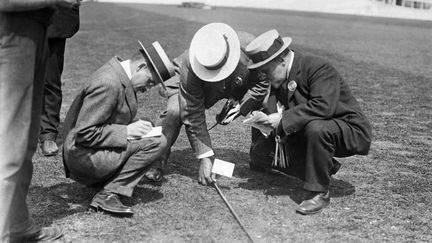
120;59;132;80
285;50;295;80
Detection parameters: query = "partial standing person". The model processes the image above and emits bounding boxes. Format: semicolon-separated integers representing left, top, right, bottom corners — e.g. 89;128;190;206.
40;5;80;156
245;30;372;215
62;41;175;217
0;0;80;242
153;23;269;185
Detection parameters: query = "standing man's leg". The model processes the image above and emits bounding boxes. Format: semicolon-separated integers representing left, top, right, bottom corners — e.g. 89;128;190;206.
39;38;66;156
0;14;62;241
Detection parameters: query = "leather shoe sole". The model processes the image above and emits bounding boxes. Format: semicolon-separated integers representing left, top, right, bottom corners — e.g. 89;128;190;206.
90;201;134;217
296;191;330;215
90;202;134;217
90;199;134;217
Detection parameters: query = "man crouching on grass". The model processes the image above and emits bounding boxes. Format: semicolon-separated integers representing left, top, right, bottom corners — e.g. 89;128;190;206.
62;41;175;217
245;30;372;215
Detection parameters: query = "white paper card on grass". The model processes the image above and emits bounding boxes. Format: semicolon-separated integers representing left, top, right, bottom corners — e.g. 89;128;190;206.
127;126;162;140
212;159;235;177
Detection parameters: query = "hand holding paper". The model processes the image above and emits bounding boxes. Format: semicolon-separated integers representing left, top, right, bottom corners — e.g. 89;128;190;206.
127;126;162;140
243;111;281;136
127;120;152;138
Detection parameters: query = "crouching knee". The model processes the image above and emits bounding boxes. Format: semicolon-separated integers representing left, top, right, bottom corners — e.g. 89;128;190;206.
304;120;332;142
131;134;167;154
158;134;168;151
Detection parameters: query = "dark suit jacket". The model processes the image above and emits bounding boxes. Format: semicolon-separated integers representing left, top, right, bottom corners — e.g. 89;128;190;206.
275;50;372;154
63;57;137;184
176;33;269;157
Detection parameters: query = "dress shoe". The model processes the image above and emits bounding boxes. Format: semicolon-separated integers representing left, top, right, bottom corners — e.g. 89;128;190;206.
296;191;330;215
10;225;63;243
40;140;59;156
90;190;133;217
144;167;163;182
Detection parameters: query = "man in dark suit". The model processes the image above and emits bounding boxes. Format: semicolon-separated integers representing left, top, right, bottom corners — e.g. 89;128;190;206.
39;5;80;156
154;23;269;185
245;30;372;215
0;0;80;241
62;41;175;217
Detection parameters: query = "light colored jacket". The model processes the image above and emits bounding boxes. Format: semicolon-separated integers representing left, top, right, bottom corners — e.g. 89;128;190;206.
62;57;137;184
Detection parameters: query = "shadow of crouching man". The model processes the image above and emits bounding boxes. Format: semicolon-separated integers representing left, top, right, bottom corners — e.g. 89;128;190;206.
27;182;92;226
164;147;354;202
27;181;164;226
136;146;355;217
238;169;355;205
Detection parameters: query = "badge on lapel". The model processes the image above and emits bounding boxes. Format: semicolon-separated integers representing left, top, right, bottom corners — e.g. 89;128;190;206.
287;80;297;92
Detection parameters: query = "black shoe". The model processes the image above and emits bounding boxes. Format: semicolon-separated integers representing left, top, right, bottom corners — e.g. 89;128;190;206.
296;191;330;215
330;159;341;175
40;140;59;156
90;190;133;217
144;168;163;182
10;225;63;243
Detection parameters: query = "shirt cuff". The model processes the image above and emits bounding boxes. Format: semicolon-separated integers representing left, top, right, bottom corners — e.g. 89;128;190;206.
196;150;214;159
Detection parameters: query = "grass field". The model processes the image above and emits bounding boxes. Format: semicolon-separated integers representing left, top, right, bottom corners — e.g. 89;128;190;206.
30;2;432;242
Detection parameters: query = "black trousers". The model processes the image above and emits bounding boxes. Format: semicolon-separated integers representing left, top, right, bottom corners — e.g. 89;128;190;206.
39;37;66;142
250;119;371;192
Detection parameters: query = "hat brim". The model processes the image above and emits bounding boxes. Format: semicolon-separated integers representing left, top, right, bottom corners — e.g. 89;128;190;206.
247;37;292;69
138;41;168;90
189;23;241;82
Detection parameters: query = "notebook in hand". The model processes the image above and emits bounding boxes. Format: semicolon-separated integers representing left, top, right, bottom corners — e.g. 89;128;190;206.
127;126;162;140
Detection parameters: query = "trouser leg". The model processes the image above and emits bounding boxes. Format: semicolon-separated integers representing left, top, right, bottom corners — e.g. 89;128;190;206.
39;38;66;142
104;136;167;197
302;120;347;192
250;119;367;193
0;14;48;239
157;93;182;166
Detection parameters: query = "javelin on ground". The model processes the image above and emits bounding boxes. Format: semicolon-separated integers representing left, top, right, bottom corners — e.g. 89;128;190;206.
213;182;256;243
207;122;218;131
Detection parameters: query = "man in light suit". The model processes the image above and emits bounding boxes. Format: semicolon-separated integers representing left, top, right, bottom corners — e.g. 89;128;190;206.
62;41;175;217
245;30;372;215
153;23;269;185
0;0;79;241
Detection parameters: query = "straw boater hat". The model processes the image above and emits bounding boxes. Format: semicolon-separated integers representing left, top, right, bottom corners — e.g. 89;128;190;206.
245;29;292;69
189;23;241;82
138;40;176;90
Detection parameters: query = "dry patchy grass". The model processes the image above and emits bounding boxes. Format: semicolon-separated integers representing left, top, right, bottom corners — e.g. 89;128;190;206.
29;3;431;242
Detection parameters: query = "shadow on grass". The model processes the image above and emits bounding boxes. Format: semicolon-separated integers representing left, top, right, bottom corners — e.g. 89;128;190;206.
29;180;163;226
29;182;92;226
165;147;355;204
